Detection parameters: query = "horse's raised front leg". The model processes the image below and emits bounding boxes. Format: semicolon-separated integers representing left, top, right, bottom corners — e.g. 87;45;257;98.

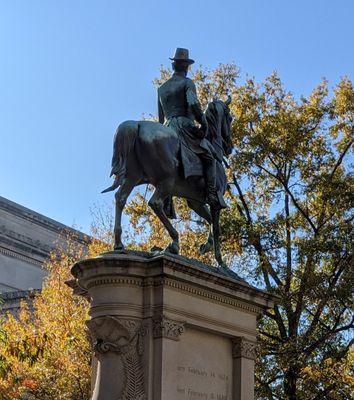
210;206;226;268
114;180;135;252
148;181;179;254
187;200;213;255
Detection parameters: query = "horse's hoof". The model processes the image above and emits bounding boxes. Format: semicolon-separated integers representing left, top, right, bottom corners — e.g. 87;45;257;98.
199;241;213;255
165;241;179;255
151;246;163;252
218;260;228;269
114;244;126;253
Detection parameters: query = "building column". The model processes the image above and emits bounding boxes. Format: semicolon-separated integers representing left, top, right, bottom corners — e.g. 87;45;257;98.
152;315;185;400
232;337;257;400
87;316;147;400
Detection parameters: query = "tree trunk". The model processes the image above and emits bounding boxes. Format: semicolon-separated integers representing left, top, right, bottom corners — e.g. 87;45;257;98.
284;368;298;400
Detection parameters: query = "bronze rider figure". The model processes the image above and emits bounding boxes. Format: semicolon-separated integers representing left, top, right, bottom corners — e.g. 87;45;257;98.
157;48;226;211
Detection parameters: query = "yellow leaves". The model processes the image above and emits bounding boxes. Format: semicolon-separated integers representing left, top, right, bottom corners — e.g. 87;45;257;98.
324;357;334;367
306;79;329;113
88;237;111;257
0;232;91;399
233;72;335;170
333;76;354;118
301;365;312;375
330;77;354;154
299;350;354;399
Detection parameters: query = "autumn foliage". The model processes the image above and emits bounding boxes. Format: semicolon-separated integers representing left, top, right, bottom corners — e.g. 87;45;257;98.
0;65;353;400
129;66;354;399
0;233;111;400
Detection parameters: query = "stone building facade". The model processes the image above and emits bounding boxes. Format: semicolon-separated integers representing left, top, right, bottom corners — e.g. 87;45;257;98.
0;196;88;312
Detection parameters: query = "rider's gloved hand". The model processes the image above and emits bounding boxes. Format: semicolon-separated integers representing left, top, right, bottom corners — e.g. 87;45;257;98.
193;126;205;139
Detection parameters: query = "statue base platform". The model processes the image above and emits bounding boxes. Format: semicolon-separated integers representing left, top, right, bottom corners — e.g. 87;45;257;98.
67;251;275;400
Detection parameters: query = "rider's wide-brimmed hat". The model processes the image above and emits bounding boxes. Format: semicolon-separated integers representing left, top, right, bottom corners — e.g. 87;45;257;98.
169;48;195;64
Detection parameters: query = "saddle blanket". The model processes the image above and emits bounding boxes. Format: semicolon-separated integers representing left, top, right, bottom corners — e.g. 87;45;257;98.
180;144;203;178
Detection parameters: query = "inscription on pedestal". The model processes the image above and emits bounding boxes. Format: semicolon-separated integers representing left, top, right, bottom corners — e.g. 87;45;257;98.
163;327;233;399
176;365;230;399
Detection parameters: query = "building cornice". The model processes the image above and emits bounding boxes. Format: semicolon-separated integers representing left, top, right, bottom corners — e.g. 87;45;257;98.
0;245;43;266
0;196;91;263
0;196;88;245
0;224;51;257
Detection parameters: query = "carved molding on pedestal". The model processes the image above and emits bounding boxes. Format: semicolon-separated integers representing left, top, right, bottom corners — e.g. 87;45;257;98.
87;316;147;399
232;337;257;360
152;315;185;341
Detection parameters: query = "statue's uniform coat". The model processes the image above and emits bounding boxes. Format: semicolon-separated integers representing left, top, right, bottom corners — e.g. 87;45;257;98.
158;74;215;177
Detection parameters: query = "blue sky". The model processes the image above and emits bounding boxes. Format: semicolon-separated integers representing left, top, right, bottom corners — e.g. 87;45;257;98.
1;0;353;233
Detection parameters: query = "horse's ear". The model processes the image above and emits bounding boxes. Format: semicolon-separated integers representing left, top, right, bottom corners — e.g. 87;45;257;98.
225;95;232;106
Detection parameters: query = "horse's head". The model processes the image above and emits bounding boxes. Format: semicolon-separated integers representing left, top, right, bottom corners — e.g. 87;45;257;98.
205;96;233;158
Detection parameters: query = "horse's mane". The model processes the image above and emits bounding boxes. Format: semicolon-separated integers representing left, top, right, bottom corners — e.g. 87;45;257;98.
205;100;223;139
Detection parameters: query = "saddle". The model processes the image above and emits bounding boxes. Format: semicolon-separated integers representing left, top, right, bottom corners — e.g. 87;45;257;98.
164;142;227;219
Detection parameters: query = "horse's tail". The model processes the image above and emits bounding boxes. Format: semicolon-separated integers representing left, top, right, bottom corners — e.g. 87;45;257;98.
101;121;139;193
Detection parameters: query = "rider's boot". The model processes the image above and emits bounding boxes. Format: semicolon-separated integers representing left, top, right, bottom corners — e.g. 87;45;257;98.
204;159;227;209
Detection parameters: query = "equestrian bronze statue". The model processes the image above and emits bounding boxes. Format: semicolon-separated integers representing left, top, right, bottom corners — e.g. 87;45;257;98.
102;48;233;267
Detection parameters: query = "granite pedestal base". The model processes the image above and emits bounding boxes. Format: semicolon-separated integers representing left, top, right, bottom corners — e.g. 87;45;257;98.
67;252;275;400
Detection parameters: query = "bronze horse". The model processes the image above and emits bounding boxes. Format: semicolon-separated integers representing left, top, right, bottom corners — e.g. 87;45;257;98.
102;97;233;266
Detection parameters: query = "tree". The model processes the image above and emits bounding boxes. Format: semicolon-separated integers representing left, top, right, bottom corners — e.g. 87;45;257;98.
230;73;353;400
126;66;354;399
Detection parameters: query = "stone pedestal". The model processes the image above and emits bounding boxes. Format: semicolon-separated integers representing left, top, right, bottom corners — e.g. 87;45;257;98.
67;252;275;400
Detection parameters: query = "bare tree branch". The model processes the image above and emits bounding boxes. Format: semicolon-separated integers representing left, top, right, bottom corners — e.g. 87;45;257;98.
259;330;284;343
304;253;350;340
255;162;317;232
232;173;252;223
330;138;354;180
